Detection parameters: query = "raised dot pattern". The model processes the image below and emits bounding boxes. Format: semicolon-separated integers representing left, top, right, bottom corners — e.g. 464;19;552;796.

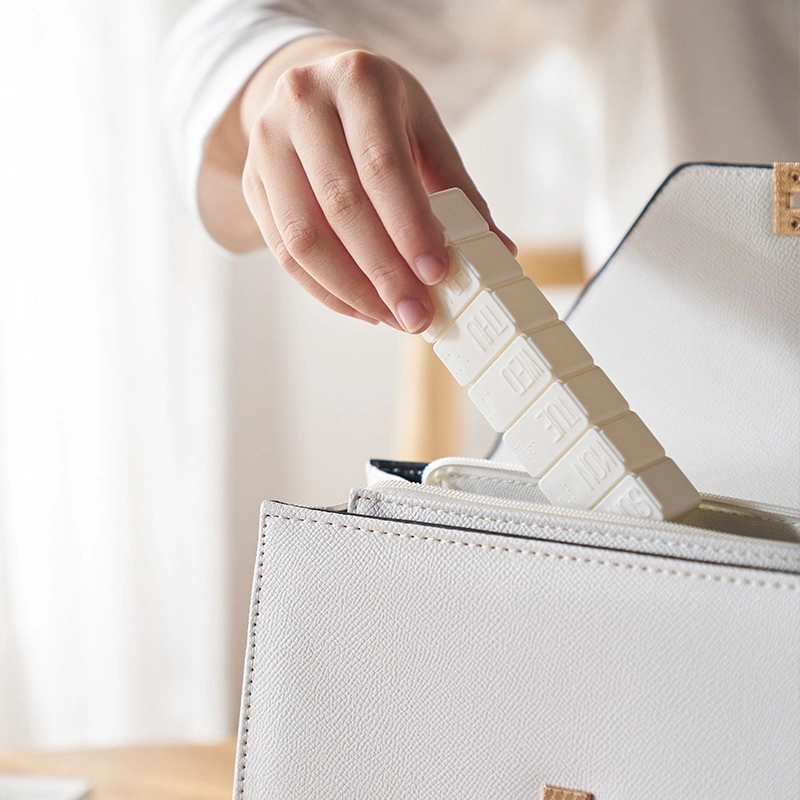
425;188;700;522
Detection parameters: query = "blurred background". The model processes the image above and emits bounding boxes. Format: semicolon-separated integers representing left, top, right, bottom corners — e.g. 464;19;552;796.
0;1;615;751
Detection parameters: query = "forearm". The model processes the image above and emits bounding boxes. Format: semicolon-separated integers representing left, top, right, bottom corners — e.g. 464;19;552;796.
198;35;358;252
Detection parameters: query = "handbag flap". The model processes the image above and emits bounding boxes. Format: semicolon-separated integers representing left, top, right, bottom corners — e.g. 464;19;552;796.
491;163;800;508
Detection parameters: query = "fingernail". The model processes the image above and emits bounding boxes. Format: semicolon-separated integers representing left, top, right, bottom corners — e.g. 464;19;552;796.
415;253;448;285
352;311;379;325
395;299;429;333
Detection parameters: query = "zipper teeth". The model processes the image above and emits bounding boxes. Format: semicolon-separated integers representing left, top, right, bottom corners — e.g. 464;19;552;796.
418;460;800;528
400;480;680;529
375;480;800;546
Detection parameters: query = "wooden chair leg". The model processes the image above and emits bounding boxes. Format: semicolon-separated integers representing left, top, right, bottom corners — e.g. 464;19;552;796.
394;333;464;462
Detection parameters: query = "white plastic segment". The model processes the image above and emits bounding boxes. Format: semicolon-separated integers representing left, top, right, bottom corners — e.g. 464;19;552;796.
433;280;558;386
503;367;629;476
422;233;523;343
428;188;490;244
593;458;701;520
538;412;665;509
468;323;593;431
424;188;701;522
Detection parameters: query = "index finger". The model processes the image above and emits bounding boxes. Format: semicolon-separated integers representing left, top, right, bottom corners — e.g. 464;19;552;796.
333;53;451;287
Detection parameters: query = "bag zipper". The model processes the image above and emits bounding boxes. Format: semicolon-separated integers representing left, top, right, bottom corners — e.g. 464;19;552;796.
411;456;800;531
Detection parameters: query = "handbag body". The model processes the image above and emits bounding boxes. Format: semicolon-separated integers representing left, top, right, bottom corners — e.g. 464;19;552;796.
234;164;800;798
236;461;800;798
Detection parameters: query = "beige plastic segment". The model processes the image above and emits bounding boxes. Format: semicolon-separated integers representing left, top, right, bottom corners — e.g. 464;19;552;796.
425;189;701;521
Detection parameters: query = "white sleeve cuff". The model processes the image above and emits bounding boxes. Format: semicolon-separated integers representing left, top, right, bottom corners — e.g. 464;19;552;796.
162;10;329;220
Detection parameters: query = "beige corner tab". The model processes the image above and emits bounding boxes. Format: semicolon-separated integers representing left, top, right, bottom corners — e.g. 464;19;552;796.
542;785;594;800
773;162;800;235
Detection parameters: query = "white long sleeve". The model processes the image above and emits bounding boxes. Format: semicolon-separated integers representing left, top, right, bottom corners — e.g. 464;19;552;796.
162;2;326;207
162;0;799;263
161;0;544;210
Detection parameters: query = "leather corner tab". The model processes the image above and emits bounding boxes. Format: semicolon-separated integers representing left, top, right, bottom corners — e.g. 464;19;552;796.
773;162;800;236
542;785;594;800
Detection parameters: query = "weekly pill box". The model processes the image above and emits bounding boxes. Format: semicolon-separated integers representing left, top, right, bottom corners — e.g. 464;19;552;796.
424;188;700;522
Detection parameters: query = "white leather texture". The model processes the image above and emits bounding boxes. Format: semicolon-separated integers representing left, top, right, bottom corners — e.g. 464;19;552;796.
491;164;800;509
352;478;800;572
236;489;800;799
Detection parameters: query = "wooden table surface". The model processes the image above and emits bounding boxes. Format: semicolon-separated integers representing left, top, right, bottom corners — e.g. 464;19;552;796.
0;740;236;800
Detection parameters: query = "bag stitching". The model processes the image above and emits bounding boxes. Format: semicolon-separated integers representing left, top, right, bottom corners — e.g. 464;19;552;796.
352;492;800;565
267;510;799;590
238;521;267;799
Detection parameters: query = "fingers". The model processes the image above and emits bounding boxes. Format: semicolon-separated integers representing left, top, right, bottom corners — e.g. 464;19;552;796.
287;84;437;332
331;52;450;285
242;159;382;325
248;55;444;332
241;48;513;334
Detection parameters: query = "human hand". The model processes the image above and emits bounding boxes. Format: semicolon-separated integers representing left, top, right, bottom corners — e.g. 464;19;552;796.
239;41;515;332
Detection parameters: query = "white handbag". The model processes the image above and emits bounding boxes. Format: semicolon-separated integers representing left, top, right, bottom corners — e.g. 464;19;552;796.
233;163;800;799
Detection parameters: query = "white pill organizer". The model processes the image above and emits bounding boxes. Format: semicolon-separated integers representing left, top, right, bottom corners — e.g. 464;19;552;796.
423;188;700;522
